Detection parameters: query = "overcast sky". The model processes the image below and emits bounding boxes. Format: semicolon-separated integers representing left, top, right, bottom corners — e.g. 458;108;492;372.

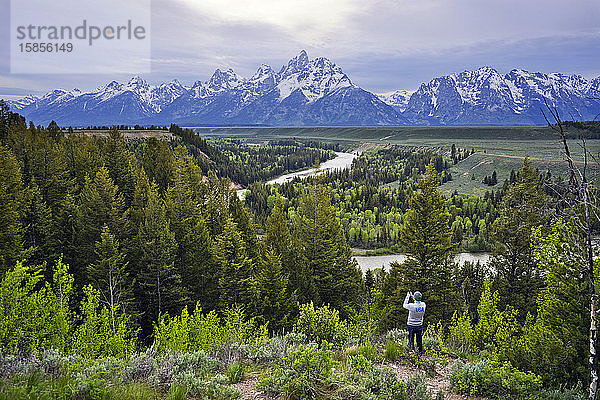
1;0;599;98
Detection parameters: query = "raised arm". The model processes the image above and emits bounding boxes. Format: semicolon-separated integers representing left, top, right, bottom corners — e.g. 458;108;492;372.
403;292;411;310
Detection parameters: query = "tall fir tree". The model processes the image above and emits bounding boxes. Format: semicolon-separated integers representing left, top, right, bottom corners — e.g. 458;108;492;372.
392;162;456;323
491;157;549;316
265;195;293;271
214;217;253;309
75;166;125;289
88;224;132;332
22;179;53;266
142;137;175;194
135;183;184;338
294;182;362;315
251;248;298;332
0;145;25;274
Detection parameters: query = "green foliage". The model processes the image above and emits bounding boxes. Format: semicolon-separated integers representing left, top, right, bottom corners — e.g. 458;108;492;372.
491;157;549;315
471;280;519;352
73;285;137;359
528;387;587;400
214;217;253;308
88;224;132;324
406;373;433;400
251;248;298;332
293;183;363;312
153;303;267;354
387;162;457;325
295;302;349;347
0;144;25;274
505;222;589;385
225;362;245;384
258;341;338;400
0;259;74;353
345;365;408;400
384;340;404;361
450;359;541;399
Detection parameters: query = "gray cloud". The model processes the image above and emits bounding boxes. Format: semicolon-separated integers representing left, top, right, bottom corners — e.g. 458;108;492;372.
0;0;598;94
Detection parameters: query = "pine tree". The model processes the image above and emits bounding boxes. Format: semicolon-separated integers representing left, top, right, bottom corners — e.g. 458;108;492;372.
0;145;25;274
265;195;293;276
395;162;456;322
294;182;362;314
491;157;549;316
181;216;216;309
135;183;184;336
214;217;253;309
251;248;298;332
22;179;53;266
88;224;132;332
75;166;125;288
142;137;175;193
103;129;137;205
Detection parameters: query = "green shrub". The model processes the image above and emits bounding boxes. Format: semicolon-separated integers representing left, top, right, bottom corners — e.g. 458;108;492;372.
154;303;267;354
226;362;245;384
406;373;432;400
386;328;408;345
154;351;220;388
349;355;371;373
168;384;189;400
357;342;378;362
384;340;404;361
528;387;586;400
172;372;239;399
258;340;339;399
450;359;541;398
73;286;138;359
295;302;349;347
358;367;407;400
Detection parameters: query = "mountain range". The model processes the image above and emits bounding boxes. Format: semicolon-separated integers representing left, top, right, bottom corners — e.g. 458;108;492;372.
6;50;600;127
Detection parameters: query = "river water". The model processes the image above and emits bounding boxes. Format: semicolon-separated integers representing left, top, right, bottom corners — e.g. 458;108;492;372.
353;253;491;273
237;151;357;198
266;151;357;185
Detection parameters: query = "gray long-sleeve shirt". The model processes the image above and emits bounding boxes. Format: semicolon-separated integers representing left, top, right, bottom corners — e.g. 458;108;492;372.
403;293;426;326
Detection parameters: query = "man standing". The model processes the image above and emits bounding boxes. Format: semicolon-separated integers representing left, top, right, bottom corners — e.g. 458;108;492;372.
403;291;426;355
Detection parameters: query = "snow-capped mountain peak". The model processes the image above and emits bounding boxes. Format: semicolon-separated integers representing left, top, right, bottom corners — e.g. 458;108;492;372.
377;90;415;113
276;51;354;103
280;49;310;77
5;57;600;127
207;68;242;92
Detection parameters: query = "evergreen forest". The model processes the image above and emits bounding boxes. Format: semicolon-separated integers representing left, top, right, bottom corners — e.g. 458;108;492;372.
0;101;598;400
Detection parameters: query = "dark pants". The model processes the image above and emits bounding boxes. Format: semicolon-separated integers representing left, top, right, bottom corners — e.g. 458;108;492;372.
407;325;423;354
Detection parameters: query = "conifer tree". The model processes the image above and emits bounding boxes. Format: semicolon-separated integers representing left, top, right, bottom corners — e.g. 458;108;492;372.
295;182;362;314
88;224;132;331
103;128;137;207
181;216;216;309
251;248;298;332
214;217;253;309
265;195;292;267
204;170;234;236
142;137;175;193
76;166;125;287
23;179;53;266
394;162;456;322
0;145;25;274
491;157;548;315
135;183;184;335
